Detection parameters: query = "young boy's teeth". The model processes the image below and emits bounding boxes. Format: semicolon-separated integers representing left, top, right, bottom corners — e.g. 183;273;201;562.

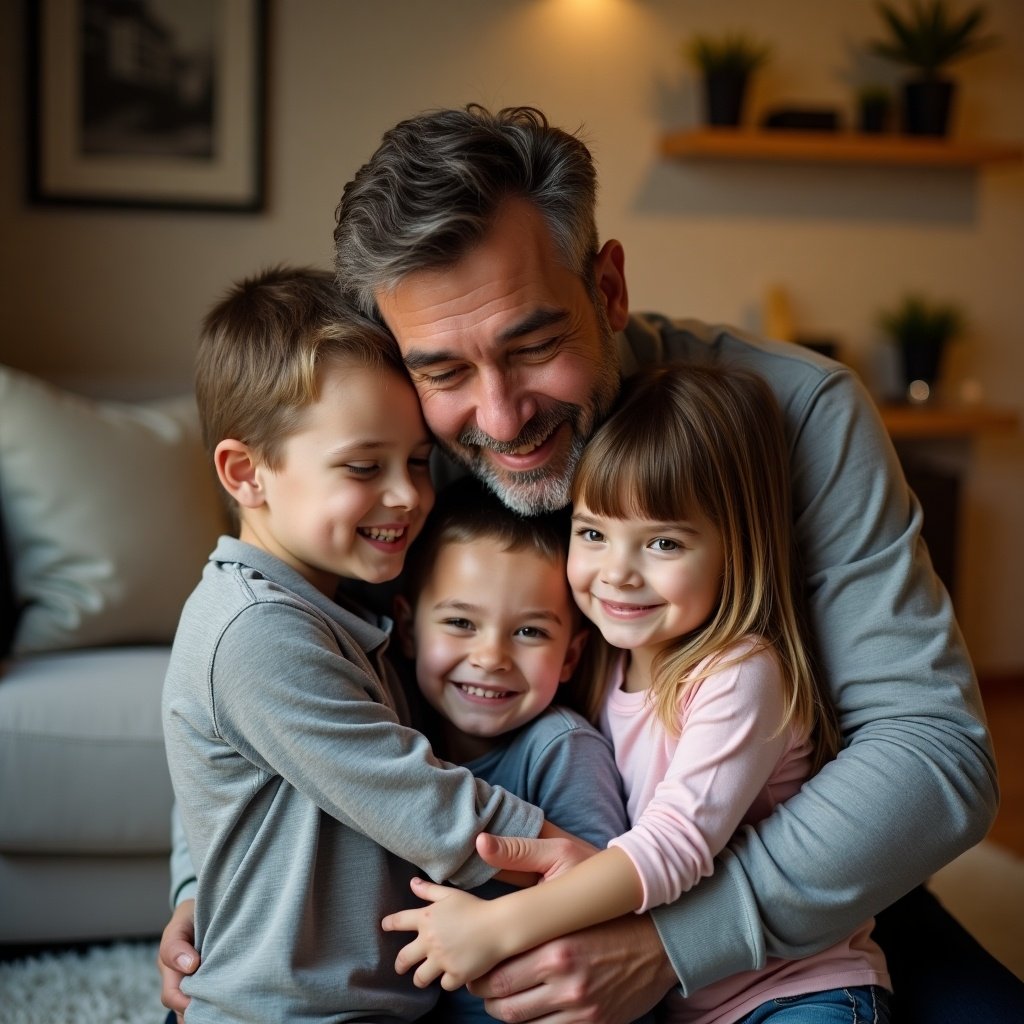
459;684;511;699
361;526;404;542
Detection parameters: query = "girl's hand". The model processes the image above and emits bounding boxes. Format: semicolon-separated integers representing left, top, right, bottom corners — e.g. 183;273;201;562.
382;878;507;991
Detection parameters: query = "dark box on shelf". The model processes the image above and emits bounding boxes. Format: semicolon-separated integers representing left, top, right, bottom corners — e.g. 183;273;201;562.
762;107;840;132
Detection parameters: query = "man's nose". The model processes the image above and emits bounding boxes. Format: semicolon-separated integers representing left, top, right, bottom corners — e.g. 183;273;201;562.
474;371;535;443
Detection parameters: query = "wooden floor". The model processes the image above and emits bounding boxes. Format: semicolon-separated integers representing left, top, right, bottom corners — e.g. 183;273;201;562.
981;680;1024;857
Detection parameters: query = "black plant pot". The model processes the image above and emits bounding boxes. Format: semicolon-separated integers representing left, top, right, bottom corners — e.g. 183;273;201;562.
899;341;947;401
704;70;749;127
859;101;889;134
901;78;955;137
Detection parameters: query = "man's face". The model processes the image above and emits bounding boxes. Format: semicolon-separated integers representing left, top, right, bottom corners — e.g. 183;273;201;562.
375;198;628;515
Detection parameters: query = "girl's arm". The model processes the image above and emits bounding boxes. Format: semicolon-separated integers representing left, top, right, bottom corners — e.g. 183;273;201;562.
383;843;644;991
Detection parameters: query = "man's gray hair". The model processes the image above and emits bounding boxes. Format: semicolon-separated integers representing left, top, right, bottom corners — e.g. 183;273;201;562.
333;104;599;318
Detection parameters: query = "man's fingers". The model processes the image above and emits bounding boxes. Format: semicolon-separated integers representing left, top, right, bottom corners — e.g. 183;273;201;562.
476;833;556;873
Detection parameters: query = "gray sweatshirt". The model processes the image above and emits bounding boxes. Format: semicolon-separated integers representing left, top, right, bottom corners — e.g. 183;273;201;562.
162;537;542;1023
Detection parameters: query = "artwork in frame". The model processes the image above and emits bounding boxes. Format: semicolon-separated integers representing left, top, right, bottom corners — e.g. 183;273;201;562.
28;0;266;212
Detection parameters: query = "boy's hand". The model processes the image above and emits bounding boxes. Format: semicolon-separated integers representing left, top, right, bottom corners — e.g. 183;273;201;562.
157;899;199;1020
383;878;507;991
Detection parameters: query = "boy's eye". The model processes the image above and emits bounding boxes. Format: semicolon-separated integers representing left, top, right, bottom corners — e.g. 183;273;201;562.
345;462;379;476
514;625;550;640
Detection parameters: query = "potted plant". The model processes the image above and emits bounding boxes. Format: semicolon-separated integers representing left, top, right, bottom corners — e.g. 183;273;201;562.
685;32;771;128
868;0;998;136
856;85;893;133
878;293;965;402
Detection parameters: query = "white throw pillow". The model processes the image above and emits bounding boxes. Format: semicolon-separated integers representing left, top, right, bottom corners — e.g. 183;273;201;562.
0;366;229;655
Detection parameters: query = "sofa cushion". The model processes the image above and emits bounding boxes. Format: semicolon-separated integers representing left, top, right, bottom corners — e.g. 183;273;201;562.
0;647;174;853
0;365;228;655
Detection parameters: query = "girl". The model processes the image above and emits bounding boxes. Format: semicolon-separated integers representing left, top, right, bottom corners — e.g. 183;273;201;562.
384;364;892;1024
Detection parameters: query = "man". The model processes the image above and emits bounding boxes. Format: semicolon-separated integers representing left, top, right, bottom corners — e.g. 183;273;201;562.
162;105;1020;1022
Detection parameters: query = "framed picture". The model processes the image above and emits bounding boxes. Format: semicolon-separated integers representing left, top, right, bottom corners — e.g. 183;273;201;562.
27;0;266;212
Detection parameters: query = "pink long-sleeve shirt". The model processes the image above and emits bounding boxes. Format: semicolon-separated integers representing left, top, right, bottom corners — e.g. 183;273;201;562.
603;638;889;1024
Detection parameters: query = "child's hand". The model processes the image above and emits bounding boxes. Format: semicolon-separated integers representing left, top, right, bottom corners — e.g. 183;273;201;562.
382;877;507;991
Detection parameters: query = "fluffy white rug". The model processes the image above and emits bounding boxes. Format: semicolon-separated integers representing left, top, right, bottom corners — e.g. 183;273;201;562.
0;940;164;1024
0;842;1020;1022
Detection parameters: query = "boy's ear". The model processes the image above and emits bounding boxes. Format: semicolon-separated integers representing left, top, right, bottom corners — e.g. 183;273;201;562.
214;439;265;509
393;594;417;659
559;627;590;683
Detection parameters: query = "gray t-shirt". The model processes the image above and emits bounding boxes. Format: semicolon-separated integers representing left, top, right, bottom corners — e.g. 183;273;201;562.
437;705;630;1024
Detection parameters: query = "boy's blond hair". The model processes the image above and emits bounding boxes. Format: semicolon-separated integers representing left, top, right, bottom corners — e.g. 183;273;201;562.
195;265;403;472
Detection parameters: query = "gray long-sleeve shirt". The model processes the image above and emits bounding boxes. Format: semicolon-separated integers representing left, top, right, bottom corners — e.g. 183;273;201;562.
162;537;542;1023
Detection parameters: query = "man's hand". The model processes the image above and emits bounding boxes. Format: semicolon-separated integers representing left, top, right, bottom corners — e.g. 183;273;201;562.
470;912;676;1024
473;828;676;1022
157;899;199;1021
476;827;597;884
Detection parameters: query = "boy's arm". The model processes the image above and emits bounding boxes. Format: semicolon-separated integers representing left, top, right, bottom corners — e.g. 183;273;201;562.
384;846;644;991
196;604;543;888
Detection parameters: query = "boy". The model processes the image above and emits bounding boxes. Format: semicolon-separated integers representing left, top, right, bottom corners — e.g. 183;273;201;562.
392;477;631;1024
161;267;545;1023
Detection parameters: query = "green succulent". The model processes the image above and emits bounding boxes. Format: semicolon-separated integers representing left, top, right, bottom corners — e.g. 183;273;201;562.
685;32;772;76
869;0;999;77
879;293;965;347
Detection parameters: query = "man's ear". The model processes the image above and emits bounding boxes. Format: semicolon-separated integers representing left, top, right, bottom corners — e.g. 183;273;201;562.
593;239;629;333
393;594;417;659
559;627;590;683
214;439;265;509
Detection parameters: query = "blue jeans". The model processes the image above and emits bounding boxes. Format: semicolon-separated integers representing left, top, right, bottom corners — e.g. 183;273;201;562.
737;986;889;1023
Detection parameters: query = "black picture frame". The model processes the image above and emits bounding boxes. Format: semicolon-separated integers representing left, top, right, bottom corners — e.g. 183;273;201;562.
27;0;266;212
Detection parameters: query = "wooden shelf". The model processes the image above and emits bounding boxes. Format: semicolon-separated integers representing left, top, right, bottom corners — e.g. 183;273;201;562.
879;403;1019;440
660;128;1024;168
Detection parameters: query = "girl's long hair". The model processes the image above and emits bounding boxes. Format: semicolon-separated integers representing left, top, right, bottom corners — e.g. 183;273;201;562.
571;363;840;771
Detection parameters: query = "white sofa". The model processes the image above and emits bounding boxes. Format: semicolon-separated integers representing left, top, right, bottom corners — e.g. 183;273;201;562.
0;366;228;943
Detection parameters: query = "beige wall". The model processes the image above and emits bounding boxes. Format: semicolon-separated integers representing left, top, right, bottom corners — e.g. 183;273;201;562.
1;0;1021;673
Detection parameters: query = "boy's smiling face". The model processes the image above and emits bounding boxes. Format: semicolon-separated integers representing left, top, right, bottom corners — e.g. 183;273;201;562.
237;359;434;595
400;537;588;763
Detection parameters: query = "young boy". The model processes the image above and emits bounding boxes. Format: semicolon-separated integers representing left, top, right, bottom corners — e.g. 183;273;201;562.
161;267;545;1024
392;476;631;1024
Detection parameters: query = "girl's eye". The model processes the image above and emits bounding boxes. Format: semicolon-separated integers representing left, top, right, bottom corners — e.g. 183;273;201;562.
345;463;379;476
651;537;680;552
575;527;604;543
441;618;474;631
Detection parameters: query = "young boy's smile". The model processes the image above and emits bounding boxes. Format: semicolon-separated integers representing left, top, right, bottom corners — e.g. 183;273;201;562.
238;360;434;595
400;537;587;763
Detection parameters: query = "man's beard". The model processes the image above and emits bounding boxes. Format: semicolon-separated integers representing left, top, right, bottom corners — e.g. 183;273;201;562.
440;315;621;515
